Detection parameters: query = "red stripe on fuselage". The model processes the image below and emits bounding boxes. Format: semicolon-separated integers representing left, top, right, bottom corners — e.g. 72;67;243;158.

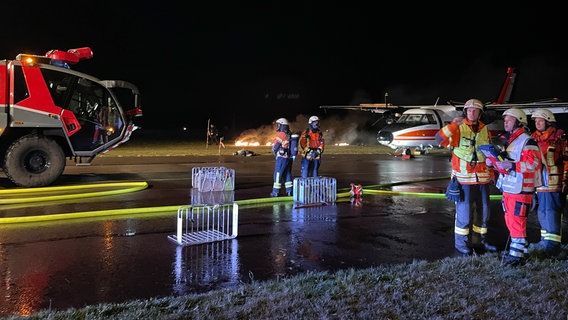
394;129;439;140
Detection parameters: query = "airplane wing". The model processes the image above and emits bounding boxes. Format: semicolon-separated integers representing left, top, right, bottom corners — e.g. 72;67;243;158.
320;98;454;110
319;104;410;114
483;101;568;115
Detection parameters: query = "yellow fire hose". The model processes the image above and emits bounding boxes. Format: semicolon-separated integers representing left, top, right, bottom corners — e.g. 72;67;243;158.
0;177;502;225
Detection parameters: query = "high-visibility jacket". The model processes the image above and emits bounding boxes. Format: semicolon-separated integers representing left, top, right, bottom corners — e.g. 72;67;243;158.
299;129;324;160
500;128;542;194
531;127;568;192
272;131;292;159
439;119;492;185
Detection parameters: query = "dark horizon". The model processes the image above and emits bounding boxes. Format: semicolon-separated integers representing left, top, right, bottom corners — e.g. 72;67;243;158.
2;3;566;136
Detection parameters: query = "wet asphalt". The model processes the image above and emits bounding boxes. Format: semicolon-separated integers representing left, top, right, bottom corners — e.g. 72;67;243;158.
0;152;559;317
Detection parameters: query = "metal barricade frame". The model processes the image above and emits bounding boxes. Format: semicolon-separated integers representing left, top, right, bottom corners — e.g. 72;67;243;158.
168;203;238;246
191;166;235;191
293;176;337;204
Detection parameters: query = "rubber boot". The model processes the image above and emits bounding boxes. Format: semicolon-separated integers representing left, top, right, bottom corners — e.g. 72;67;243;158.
480;236;497;252
505;237;527;265
270;189;279;197
455;234;471;254
528;239;546;252
502;254;524;267
472;232;497;252
544;240;561;256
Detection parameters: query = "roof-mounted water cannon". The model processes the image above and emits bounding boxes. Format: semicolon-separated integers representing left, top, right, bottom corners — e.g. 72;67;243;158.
16;47;93;68
45;47;93;68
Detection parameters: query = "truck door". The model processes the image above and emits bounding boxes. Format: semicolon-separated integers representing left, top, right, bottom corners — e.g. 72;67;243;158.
65;78;125;153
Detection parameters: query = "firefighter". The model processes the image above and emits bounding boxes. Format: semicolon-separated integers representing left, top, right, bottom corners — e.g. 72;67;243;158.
208;124;219;145
437;98;496;254
271;118;294;197
529;109;568;256
299;115;325;178
487;108;543;266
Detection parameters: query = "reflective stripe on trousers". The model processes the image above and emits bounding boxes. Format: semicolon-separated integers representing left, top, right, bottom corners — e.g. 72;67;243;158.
536;191;563;243
454;184;491;240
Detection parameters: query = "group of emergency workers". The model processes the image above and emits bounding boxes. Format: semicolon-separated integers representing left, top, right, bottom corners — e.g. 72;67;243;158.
270;116;325;197
438;98;567;266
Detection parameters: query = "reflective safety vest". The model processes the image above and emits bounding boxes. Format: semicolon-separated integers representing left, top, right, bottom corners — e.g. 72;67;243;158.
300;129;324;160
272;131;292;159
441;120;492;185
497;129;542;194
532;127;568;192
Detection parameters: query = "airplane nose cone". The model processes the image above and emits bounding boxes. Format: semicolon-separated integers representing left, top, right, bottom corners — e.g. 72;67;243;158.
377;131;393;144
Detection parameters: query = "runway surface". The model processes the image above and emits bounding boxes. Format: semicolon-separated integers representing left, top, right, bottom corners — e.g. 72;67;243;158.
0;153;554;317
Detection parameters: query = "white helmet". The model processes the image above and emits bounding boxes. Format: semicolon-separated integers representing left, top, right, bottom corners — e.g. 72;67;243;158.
531;109;556;122
503;108;528;125
275;118;289;125
464;98;484;111
308;116;320;124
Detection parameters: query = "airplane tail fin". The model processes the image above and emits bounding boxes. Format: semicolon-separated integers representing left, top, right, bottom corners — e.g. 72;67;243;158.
495;67;516;104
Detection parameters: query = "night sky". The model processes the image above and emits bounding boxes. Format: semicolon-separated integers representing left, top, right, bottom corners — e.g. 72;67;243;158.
2;2;567;140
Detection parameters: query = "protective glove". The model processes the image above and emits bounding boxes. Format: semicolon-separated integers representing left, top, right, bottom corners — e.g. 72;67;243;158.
272;142;281;156
311;149;319;158
495;159;513;173
434;131;443;146
452;117;464;125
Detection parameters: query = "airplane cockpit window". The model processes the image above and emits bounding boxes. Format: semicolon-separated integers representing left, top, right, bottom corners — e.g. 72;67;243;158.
424;114;436;124
398;113;437;125
398;114;422;124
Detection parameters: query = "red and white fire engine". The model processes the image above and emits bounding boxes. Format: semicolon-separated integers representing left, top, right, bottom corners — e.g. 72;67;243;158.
0;47;142;187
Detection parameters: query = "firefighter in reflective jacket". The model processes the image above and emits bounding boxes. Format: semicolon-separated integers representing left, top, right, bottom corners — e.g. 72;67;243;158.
299;115;325;178
271;118;294;197
529;109;568;256
487;108;543;266
437;99;496;254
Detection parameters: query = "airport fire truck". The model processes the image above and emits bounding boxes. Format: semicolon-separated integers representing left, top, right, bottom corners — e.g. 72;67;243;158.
0;47;142;187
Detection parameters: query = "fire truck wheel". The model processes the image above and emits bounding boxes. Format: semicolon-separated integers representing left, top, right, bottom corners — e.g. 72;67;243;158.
3;135;66;188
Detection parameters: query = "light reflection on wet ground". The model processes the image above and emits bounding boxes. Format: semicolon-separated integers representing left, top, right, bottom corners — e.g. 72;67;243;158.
0;154;559;317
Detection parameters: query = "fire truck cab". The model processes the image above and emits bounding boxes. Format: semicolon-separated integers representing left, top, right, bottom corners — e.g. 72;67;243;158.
0;47;143;187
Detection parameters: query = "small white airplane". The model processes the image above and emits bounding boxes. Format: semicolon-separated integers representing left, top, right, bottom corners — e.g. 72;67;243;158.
321;67;568;155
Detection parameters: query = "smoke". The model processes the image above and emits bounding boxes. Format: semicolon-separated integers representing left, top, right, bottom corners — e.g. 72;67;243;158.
234;112;378;146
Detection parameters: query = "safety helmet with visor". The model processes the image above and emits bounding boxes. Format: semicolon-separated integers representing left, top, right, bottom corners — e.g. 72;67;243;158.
275;118;289;132
531;109;556;122
502;108;528;126
464;98;485;111
308;115;320;130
